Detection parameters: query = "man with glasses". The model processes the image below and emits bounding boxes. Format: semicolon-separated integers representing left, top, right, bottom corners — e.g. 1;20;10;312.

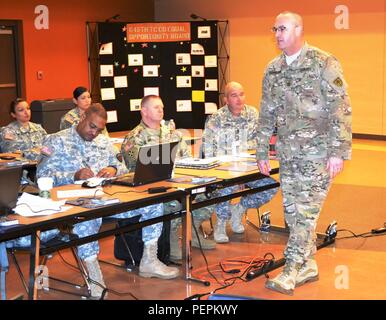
256;12;352;295
203;81;278;243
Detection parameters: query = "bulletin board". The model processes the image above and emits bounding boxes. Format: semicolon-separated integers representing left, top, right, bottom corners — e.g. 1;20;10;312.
95;21;219;131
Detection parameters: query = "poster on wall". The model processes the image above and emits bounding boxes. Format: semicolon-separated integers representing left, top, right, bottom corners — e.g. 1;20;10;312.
97;21;219;130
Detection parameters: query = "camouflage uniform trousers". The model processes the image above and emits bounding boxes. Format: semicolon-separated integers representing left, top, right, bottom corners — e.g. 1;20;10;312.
164;193;215;230
280;158;331;264
111;203;163;243
4;225;100;261
74;203;164;259
214;177;278;221
5;229;61;249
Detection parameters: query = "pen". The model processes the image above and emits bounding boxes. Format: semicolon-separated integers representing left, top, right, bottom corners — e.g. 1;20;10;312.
82;160;95;175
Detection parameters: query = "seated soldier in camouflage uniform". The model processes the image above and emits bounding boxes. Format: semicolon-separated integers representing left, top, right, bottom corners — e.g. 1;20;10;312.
257;12;352;295
1;98;58;290
121;95;216;263
36;103;178;298
203;82;279;243
60;86;109;137
0;98;47;161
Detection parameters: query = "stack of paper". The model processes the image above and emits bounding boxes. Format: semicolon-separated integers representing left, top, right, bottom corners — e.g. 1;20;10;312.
13;193;71;217
175;157;220;169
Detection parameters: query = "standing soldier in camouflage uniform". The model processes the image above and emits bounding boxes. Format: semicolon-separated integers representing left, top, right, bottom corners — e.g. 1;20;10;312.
256;12;352;295
121;95;216;263
203;82;278;243
37;103;178;299
60;87;109;137
0;99;47;160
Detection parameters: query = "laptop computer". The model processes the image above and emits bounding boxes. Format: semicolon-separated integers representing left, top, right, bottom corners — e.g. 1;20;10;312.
0;166;22;216
113;141;179;187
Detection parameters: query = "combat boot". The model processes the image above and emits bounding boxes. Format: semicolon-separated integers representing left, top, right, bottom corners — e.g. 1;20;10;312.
139;240;180;279
84;256;107;299
214;218;229;243
295;258;319;287
265;261;301;295
192;219;216;249
169;224;182;262
230;203;245;233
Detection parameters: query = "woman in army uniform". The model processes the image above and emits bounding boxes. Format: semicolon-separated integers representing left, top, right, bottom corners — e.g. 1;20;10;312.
0;98;47;160
60;86;109;137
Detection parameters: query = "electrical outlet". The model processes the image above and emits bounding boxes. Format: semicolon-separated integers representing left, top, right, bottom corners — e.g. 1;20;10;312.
37;71;43;80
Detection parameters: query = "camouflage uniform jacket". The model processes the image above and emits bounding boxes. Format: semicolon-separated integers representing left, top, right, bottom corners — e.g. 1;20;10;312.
0;121;47;160
37;126;127;186
203;105;259;157
121;120;191;172
256;44;352;161
60;107;110;137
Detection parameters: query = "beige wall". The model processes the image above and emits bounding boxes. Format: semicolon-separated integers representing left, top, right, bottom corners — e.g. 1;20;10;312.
155;0;386;135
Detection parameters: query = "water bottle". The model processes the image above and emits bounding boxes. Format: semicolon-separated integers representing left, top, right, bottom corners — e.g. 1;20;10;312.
168;119;176;132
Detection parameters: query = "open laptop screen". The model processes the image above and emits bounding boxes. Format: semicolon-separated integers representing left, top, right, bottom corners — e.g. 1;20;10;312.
114;140;179;186
0;166;22;216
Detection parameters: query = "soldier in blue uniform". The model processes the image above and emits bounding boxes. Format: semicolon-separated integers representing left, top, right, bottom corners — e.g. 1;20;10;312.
36;103;178;298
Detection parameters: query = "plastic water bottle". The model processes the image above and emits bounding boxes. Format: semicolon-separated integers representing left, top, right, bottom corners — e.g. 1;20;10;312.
169;119;175;132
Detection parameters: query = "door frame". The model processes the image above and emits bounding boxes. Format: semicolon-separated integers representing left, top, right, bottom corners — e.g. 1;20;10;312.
0;20;26;99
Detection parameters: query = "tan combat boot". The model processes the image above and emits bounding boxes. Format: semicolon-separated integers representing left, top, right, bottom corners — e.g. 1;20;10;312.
192;219;216;250
84;256;107;299
230;202;245;234
295;258;319;287
139;240;180;279
214;218;229;243
265;261;301;295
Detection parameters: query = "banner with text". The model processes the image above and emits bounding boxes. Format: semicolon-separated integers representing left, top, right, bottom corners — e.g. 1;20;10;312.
127;22;191;43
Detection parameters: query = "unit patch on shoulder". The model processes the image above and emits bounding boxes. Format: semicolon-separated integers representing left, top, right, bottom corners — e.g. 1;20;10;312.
333;77;343;87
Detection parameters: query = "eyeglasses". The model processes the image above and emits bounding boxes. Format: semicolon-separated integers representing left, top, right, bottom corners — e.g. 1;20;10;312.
271;25;287;33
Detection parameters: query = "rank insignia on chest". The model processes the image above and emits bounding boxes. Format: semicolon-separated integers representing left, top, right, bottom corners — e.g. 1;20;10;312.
333;77;343;87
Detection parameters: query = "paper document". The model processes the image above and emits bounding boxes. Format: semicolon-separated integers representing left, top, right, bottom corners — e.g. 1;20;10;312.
13;193;71;217
107;110;118;123
216;162;258;172
56;188;104;199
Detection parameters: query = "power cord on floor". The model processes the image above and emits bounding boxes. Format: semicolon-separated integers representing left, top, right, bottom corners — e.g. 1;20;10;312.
191;213;223;287
335;222;386;240
187;253;276;300
48;248;139;300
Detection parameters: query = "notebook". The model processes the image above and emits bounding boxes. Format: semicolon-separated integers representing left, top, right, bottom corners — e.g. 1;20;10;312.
0;166;23;216
112;141;179;187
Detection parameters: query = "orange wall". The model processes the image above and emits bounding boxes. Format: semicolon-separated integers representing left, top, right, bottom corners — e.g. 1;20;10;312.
155;0;386;135
0;0;154;101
